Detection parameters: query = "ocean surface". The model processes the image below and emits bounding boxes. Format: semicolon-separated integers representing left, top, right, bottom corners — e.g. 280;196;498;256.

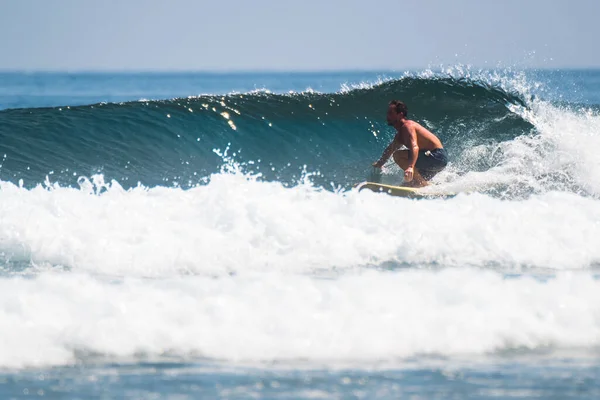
0;68;599;399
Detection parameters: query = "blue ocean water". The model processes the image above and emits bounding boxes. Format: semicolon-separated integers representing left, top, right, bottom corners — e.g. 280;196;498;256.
1;69;600;399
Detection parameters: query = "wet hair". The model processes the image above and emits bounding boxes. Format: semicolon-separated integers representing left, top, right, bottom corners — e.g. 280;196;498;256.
389;100;408;117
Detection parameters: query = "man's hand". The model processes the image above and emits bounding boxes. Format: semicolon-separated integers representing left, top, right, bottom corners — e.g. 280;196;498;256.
372;160;385;168
404;166;414;182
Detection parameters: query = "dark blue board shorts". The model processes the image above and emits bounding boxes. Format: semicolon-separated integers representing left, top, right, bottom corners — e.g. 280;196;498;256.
415;148;448;180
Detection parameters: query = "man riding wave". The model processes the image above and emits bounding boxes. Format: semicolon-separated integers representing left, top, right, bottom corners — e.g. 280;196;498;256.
373;100;448;187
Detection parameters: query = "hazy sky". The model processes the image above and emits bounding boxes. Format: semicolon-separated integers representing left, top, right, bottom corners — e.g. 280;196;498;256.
1;0;598;71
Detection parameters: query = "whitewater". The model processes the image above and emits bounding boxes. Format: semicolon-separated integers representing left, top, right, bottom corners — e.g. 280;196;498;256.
0;69;599;398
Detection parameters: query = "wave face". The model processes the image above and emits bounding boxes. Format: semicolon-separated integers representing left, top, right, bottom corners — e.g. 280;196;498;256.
0;75;536;191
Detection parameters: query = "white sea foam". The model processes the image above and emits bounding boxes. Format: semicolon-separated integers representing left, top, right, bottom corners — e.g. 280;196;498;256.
429;98;600;198
1;171;600;278
517;101;600;193
0;269;598;369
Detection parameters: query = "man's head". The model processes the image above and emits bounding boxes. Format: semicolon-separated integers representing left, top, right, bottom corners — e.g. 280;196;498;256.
387;100;408;125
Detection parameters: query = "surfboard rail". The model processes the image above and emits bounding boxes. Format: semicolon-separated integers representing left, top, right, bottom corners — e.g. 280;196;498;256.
355;181;456;199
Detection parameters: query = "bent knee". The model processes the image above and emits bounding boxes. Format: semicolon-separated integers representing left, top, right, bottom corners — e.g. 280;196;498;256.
392;150;409;162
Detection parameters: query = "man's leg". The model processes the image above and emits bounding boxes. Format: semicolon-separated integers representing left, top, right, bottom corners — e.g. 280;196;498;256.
392;150;428;187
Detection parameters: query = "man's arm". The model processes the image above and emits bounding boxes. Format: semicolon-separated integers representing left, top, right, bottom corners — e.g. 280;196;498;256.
372;135;400;168
404;126;419;182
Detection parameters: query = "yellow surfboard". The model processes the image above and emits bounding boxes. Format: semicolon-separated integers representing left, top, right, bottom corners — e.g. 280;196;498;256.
356;181;456;199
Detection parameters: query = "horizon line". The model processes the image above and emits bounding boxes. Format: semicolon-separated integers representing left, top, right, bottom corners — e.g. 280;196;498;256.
2;66;600;74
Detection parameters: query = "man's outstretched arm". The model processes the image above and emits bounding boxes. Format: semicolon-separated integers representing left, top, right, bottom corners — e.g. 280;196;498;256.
372;135;400;168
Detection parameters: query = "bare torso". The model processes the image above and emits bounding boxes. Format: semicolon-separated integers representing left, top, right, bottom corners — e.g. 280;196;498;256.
396;120;443;150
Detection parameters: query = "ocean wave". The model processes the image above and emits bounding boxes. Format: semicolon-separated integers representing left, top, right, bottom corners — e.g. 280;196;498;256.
0;75;532;189
0;269;598;369
1;175;599;278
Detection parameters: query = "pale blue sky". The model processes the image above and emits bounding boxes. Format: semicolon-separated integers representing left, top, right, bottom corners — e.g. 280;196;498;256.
1;0;598;71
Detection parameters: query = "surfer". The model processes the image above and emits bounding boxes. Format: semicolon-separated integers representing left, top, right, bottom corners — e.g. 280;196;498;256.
372;100;448;187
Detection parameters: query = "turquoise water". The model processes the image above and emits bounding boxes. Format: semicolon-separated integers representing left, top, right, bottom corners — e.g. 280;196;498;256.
0;72;533;191
1;360;599;399
1;69;600;399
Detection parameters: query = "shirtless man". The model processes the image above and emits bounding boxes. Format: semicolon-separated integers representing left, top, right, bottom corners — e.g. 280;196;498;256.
372;100;448;187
